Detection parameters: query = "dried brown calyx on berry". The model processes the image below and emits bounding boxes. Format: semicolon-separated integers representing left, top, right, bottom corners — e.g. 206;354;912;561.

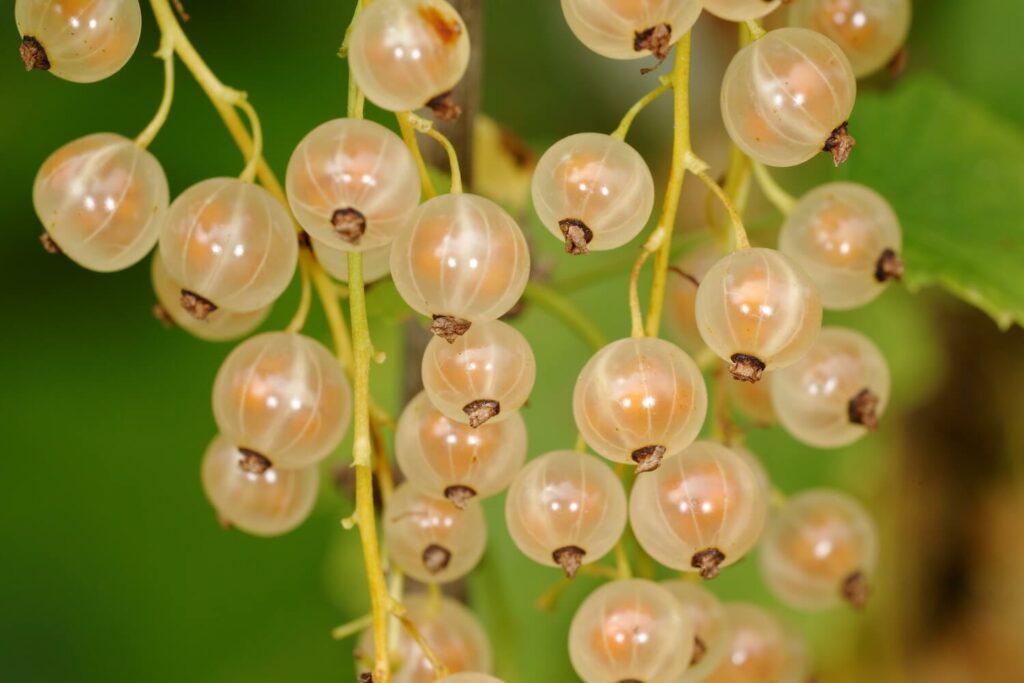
632;445;666;473
39;232;62;254
431;314;472;343
634;23;672;74
422;543;452;573
691;547;726;580
691;635;707;665
426;91;461;121
444;484;477;509
152;304;174;329
824;121;856;166
20;36;50;71
848;388;880;431
552;545;587;579
874;248;905;282
730;353;766;383
559;218;593;255
237;448;272;474
842;570;870;609
463;399;500;428
180;289;218;321
332;207;367;244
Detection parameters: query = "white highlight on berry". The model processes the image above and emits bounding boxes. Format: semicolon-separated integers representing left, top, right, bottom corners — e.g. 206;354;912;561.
701;603;810;683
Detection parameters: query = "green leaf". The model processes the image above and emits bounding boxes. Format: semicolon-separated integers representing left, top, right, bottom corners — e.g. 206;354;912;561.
839;76;1024;330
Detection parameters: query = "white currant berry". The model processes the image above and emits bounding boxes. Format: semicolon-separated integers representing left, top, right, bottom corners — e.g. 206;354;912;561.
348;0;470;115
695;248;823;382
151;251;270;342
560;0;702;61
437;675;503;683
770;327;890;448
531;133;655;254
732;444;771;496
701;603;810;683
356;594;492;683
159;178;298;317
286;118;421;251
422;320;536;428
212;332;352;469
761;489;879;611
505;450;627;578
660;580;732;681
395;392;527;508
200;433;318;537
703;0;782;22
788;0;912;78
384;482;487;584
16;0;141;82
666;244;720;352
629;440;769;579
311;237;391;284
389;193;530;342
721;28;857;167
729;375;777;425
573;337;708;473
779;182;903;310
569;579;693;683
33;133;168;272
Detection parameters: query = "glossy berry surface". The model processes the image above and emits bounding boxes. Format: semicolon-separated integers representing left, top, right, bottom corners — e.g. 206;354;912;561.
703;0;781;22
569;579;693;683
422;320;536;427
771;327;890;448
212;332;352;469
666;244;720;352
286;118;420;251
760;489;879;610
531;133;655;254
200;433;318;537
694;248;822;382
505;451;627;578
395;392;527;507
310;238;392;284
33;133;168;272
701;603;809;683
348;0;470;112
573;337;708;472
560;0;702;61
159;178;298;314
721;28;857;167
660;580;732;681
788;0;912;77
384;482;487;584
779;182;903;310
629;440;768;578
16;0;142;83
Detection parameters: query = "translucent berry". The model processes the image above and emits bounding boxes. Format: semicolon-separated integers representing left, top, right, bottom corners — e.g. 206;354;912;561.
729;376;776;425
560;0;702;61
384;482;487;584
573;337;708;473
505;451;628;578
760;489;879;610
694;248;822;382
660;580;732;681
779;182;903;310
629;440;768;578
770;327;889;448
701;603;810;683
16;0;141;83
356;594;492;683
395;392;527;508
33;133;168;272
286;118;421;251
531;133;655;254
348;0;470;115
311;238;392;284
732;445;771;496
703;0;781;22
212;332;352;469
569;579;693;683
666;244;720;352
788;0;912;78
151;251;270;342
200;433;318;537
437;675;503;683
389;193;530;342
159;178;298;316
721;28;857;167
422;320;536;427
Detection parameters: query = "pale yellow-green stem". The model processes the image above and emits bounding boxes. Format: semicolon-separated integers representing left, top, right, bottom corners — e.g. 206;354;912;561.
331;613;374;641
685;152;751;250
390;601;451;680
745;18;767;40
610;75;673;142
406;113;463;193
235;98;263;183
752;160;798;216
134;28;175;149
397;111;439;199
285;249;315;333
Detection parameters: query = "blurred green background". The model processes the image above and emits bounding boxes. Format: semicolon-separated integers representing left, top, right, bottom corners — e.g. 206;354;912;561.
2;1;1023;681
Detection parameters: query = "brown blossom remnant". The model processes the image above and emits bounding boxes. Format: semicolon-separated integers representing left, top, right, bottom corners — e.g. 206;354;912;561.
238;448;272;474
499;126;536;169
39;232;62;254
172;0;190;21
180;289;218;320
888;46;909;79
20;36;50;71
332;207;367;244
418;3;463;44
668;266;701;288
444;484;477;509
431;314;472;343
730;353;766;383
552;545;587;579
358;674;374;683
463;399;500;428
152;304;174;329
842;570;870;609
422;543;452;574
824;122;856;166
217;514;233;530
848;388;880;431
558;218;593;255
427;91;461;121
634;24;673;74
691;636;708;666
875;248;905;282
632;445;667;474
692;547;727;580
297;230;312;251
